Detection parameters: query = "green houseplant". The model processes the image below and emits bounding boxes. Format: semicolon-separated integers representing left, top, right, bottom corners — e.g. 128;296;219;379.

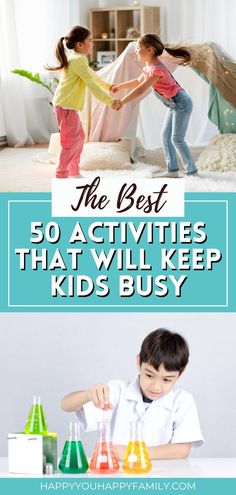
11;69;59;101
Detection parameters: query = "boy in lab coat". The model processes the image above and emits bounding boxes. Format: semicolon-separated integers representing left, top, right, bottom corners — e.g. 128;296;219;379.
61;329;204;459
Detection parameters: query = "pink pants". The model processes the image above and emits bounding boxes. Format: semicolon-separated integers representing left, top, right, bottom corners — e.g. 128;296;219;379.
54;106;85;178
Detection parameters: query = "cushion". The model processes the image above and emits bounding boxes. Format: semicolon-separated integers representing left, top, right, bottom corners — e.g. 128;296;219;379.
48;132;61;155
80;139;132;170
196;133;236;172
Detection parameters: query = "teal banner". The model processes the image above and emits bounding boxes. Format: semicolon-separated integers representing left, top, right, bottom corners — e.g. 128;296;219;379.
0;477;236;495
0;192;235;312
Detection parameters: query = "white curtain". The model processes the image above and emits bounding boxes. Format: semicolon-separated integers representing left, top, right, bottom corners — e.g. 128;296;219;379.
162;0;236;53
0;0;80;146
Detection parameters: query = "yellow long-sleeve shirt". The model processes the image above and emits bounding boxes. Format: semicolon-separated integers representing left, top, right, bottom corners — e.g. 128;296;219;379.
53;52;114;110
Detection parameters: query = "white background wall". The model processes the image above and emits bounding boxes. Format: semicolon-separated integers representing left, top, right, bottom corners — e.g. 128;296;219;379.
0;312;235;458
0;75;6;137
0;88;6;137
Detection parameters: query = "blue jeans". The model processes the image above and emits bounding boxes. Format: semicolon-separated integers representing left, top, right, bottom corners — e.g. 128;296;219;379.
154;89;197;174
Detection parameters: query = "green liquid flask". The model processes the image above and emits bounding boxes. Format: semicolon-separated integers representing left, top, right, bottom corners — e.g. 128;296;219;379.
59;422;88;474
24;396;48;435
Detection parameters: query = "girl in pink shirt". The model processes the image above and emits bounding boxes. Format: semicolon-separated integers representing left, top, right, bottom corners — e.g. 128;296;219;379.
112;34;197;177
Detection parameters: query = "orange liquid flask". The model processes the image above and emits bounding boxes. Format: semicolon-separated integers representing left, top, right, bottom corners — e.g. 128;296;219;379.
123;421;152;474
90;421;119;474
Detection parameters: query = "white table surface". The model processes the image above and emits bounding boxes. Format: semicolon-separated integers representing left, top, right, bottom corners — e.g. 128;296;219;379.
1;458;236;478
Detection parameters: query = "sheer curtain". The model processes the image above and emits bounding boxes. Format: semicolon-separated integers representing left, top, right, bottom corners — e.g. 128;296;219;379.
0;0;80;146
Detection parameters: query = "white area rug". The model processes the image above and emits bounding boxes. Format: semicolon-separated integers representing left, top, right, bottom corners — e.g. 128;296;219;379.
0;146;236;192
196;133;236;172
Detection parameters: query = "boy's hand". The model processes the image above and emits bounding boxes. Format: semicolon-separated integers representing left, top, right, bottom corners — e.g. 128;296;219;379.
110;84;119;94
87;384;113;410
111;99;122;111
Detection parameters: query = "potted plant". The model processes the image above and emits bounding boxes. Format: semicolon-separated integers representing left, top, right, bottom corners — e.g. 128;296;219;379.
110;27;115;38
11;69;59;104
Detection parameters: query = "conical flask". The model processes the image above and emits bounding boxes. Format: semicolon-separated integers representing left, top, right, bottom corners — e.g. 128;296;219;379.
59;422;88;474
24;396;48;435
90;421;119;474
123;421;152;474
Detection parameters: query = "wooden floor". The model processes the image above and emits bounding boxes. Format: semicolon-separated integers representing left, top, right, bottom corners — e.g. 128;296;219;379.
0;143;48;151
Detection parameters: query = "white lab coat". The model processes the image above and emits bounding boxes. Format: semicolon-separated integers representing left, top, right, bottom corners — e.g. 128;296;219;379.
76;377;204;447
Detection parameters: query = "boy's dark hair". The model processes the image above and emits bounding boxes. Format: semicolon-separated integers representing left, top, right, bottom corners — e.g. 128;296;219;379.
139;329;189;374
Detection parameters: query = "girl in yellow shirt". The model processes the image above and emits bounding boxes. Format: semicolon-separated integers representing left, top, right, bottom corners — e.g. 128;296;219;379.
48;26;121;178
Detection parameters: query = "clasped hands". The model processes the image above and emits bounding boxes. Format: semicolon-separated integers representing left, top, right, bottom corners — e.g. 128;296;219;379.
110;84;123;111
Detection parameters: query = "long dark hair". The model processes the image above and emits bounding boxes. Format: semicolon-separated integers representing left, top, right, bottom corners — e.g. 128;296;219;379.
46;26;90;71
139;33;191;65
